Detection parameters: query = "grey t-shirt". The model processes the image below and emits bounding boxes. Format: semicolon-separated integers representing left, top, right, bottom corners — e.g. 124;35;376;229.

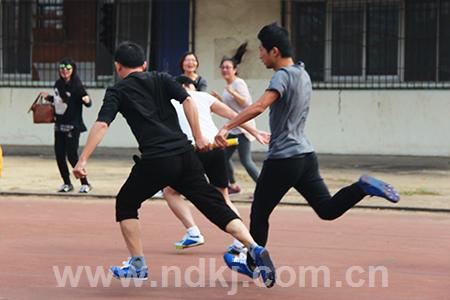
266;62;314;159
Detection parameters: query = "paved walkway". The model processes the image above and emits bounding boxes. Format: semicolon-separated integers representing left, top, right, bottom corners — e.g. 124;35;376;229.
1;153;449;211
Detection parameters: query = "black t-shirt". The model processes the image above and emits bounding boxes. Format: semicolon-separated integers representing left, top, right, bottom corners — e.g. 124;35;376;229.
97;71;193;158
51;77;91;132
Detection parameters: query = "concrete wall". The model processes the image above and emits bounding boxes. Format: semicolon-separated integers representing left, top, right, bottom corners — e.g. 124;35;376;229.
307;90;450;156
0;88;137;148
1;87;449;156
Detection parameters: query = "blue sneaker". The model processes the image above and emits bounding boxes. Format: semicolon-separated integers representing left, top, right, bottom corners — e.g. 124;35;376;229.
109;258;148;280
358;175;400;203
223;252;257;279
252;246;276;288
175;233;205;249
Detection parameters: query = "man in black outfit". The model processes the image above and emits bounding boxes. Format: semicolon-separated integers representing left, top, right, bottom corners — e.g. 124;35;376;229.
73;41;276;287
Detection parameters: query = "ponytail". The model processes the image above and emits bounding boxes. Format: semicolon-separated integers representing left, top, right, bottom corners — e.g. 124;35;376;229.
220;41;248;69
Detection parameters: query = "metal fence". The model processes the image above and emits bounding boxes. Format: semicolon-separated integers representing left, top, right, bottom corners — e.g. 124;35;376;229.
292;0;450;89
0;0;188;88
1;0;449;89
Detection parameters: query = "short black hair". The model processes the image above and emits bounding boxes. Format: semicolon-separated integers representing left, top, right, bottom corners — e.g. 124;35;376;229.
114;41;145;68
257;23;292;58
175;75;196;86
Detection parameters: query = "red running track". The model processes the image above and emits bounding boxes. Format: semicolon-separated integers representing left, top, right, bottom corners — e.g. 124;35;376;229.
0;196;449;300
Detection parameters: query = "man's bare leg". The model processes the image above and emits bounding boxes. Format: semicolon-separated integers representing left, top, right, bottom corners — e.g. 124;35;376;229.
164;186;204;248
217;187;241;218
120;219;144;256
164;186;197;229
224;218;255;248
109;219;148;280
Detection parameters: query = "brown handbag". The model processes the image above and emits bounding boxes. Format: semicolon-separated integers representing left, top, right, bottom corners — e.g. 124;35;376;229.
28;94;55;123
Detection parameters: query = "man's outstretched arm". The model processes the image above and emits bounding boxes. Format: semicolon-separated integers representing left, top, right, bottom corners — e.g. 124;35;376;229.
73;121;109;178
211;100;270;145
215;90;279;147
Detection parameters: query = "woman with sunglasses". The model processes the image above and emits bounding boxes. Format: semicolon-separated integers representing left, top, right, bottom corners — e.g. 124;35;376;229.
40;58;92;193
211;43;260;194
179;52;207;91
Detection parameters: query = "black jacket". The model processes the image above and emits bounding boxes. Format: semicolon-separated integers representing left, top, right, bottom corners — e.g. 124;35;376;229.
49;75;91;132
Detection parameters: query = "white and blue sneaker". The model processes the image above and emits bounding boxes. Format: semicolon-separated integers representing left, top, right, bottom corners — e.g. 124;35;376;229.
175;233;205;249
109;258;148;280
223;252;257;279
227;243;247;255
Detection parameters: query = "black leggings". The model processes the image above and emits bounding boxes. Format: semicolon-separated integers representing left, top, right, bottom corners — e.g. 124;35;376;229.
250;152;366;246
54;130;88;185
115;150;239;231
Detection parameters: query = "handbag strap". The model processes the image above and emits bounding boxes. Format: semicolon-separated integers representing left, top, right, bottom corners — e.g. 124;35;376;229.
27;94;43;113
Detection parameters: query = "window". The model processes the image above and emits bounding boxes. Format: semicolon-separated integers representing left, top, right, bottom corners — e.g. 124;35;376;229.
291;0;450;89
36;0;64;30
440;0;450;81
404;0;437;81
0;0;191;87
366;3;399;76
1;0;32;76
331;3;364;76
292;2;326;81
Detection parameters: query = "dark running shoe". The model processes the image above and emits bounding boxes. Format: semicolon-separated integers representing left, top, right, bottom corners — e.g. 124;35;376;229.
252;246;276;288
358;175;400;203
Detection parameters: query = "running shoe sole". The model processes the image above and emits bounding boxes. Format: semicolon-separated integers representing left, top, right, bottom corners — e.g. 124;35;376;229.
109;267;149;281
175;241;205;249
254;247;276;288
359;175;400;203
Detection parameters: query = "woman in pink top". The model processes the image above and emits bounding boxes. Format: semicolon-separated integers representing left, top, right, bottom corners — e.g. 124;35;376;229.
212;43;260;194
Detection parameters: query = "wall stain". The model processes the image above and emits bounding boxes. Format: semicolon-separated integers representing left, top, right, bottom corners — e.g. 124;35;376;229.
338;90;342;115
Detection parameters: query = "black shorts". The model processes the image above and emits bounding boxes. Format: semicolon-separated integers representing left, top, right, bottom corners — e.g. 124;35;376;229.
196;148;228;188
115;150;239;230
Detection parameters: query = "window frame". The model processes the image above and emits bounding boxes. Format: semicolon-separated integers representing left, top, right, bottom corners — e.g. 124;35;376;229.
324;0;403;84
0;0;33;80
290;0;450;88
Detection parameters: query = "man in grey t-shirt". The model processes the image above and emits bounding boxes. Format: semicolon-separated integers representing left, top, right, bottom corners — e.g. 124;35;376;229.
215;23;400;278
266;61;313;158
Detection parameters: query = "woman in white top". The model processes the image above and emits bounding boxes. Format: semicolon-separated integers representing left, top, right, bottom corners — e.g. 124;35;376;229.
211;43;260;193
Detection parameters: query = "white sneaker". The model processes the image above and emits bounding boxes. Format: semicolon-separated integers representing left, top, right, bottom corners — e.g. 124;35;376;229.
79;184;92;193
227;243;247;255
58;184;73;193
152;190;164;199
175;233;205;249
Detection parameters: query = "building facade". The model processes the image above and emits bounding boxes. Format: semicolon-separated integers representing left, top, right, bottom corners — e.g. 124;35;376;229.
1;0;449;156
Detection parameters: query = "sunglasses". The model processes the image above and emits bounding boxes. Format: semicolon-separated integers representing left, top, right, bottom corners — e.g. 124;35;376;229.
59;64;73;70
